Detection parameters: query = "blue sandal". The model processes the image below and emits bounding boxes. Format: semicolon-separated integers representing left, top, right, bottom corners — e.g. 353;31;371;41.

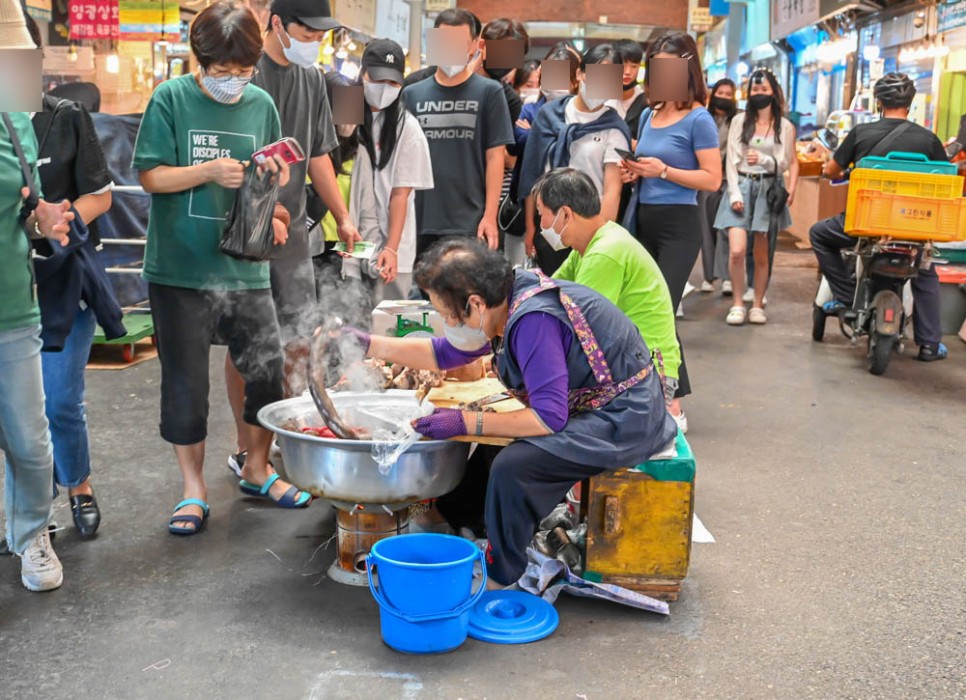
168;498;209;536
239;473;312;509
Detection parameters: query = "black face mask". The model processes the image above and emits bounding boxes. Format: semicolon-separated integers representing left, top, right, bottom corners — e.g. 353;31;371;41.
623;80;638;90
748;94;774;111
710;96;736;115
486;66;512;80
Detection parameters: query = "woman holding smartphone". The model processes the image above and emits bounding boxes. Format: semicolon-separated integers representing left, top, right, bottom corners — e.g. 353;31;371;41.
620;33;721;433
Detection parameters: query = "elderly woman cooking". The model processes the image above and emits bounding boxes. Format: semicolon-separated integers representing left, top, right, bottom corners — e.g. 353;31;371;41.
337;239;676;586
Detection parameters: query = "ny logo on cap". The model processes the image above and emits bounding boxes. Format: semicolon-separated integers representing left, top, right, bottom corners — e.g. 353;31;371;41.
386;54;395;63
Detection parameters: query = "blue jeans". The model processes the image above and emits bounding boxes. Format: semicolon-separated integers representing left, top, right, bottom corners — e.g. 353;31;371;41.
41;306;96;491
0;325;55;554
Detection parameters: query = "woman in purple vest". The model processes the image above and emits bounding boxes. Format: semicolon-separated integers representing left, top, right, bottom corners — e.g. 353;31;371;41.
337;239;676;587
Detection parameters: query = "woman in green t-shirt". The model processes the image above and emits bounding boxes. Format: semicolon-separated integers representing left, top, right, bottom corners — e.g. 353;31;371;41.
133;1;310;536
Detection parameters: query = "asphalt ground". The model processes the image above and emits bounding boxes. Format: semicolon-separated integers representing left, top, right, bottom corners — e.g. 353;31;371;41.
2;249;964;699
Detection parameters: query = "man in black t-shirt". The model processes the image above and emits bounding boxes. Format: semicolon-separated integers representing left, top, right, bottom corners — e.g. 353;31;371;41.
402;8;514;256
809;73;950;361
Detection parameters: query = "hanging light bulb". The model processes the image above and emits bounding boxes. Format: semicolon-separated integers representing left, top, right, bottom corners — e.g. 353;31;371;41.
106;54;120;73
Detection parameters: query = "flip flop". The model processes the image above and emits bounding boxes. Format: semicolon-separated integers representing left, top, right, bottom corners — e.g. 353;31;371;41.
168;498;209;536
239;473;312;509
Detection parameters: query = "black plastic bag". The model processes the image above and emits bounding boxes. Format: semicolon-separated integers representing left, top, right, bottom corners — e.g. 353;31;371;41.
219;166;280;261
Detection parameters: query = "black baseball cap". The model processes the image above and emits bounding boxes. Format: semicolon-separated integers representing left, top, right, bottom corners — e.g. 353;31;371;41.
270;0;341;31
362;38;406;84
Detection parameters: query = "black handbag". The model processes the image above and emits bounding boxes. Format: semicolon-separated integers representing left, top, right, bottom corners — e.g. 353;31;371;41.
218;165;280;261
765;155;789;215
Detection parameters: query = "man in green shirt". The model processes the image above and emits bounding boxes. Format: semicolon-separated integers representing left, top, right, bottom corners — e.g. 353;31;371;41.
535;168;686;428
2;104;75;592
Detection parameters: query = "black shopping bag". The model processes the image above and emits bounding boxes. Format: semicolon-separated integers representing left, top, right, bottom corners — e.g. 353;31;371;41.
219;166;280;261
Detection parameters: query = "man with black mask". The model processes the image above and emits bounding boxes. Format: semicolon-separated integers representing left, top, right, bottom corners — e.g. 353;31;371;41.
809;72;951;362
610;39;648;138
474;17;530;123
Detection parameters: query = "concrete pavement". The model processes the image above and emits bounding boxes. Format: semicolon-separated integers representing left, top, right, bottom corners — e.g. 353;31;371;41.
2;250;964;699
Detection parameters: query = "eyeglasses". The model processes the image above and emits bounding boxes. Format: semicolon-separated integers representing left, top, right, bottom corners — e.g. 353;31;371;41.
205;66;259;79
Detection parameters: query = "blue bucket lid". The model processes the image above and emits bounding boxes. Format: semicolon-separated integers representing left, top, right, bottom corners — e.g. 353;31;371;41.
467;590;559;644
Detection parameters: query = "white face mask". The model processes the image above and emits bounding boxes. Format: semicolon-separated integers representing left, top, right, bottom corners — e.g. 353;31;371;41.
439;62;467;78
336;123;356;138
579;80;607;111
364;81;401;110
542;88;571;101
443;306;489;351
540;210;569;251
281;29;321;68
520;88;540;103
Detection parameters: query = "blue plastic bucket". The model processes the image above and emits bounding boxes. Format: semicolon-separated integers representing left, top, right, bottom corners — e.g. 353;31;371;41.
367;533;486;654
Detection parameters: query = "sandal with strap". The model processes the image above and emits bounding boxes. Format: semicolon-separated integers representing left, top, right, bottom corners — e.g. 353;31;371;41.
239;473;312;509
168;498;209;536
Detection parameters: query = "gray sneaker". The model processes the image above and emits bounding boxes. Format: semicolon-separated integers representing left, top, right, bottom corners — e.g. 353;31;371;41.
19;529;64;592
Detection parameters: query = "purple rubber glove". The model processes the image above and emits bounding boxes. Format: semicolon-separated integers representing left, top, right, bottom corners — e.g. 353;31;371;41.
318;324;370;356
412;408;468;440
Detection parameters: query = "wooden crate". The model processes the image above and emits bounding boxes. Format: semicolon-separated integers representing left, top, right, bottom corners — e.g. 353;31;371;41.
582;433;695;602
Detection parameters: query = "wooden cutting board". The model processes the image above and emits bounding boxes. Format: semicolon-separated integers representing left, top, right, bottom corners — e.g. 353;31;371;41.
427;378;521;447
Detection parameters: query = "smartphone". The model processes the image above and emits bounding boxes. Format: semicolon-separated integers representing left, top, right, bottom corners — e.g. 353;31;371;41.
615;148;638;162
252;137;305;166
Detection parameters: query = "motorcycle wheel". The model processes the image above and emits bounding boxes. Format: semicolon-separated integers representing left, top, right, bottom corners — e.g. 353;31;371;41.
812;305;826;342
868;332;893;376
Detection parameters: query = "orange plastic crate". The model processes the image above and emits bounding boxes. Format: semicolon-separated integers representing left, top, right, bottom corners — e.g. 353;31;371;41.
845;191;966;242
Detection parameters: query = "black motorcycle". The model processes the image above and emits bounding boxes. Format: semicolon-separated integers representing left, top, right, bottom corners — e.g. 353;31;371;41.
813;238;932;375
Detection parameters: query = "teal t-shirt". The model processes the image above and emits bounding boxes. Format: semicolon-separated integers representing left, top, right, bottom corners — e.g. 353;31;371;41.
553;221;682;379
133;74;282;290
0;113;42;332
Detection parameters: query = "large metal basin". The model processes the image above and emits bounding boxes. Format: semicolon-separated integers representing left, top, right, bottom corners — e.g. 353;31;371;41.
257;391;469;507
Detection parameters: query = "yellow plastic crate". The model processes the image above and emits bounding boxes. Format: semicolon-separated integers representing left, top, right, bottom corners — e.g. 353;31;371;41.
845;191;966;242
847;168;964;202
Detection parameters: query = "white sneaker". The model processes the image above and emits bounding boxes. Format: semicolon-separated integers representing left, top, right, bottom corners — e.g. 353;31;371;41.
721;280;733;296
19;529;64;592
676;303;684;319
700;280;715;293
672;411;688;434
683;281;696;299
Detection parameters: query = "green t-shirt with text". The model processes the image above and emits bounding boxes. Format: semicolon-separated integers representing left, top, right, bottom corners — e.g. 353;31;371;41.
0;113;43;331
553;221;682;379
133;75;281;290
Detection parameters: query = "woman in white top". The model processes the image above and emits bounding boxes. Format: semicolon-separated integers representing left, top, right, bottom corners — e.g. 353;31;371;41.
520;44;631;274
714;68;798;326
347;38;433;304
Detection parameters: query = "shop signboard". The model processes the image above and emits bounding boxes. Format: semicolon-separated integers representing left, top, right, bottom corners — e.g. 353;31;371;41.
69;0;120;40
939;0;966;32
691;7;713;32
26;0;52;22
376;0;410;49
771;0;820;42
335;0;377;36
425;0;455;12
118;0;179;42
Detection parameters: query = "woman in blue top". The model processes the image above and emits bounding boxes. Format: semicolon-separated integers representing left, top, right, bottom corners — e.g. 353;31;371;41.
620;33;721;432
